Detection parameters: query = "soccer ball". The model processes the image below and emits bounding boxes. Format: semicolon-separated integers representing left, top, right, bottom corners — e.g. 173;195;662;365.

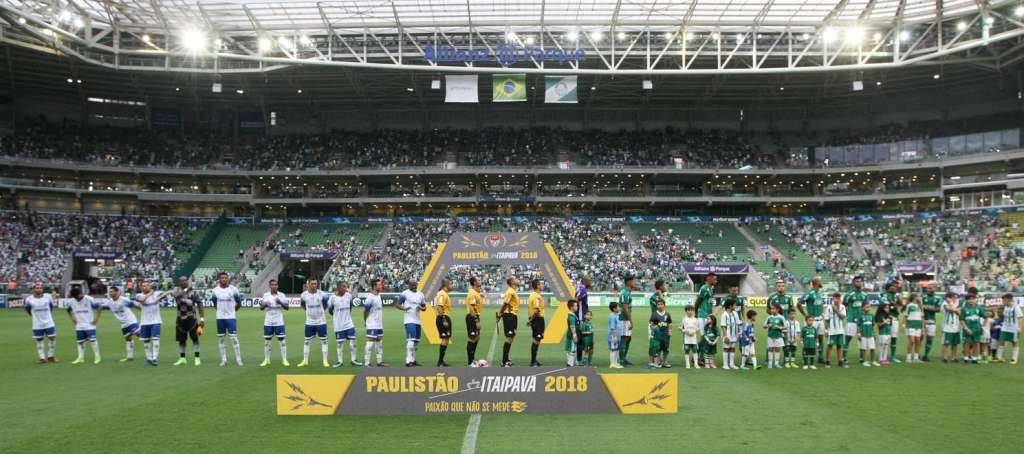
471;359;489;368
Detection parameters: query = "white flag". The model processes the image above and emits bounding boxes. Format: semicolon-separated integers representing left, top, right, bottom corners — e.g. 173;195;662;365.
445;75;479;103
544;76;578;103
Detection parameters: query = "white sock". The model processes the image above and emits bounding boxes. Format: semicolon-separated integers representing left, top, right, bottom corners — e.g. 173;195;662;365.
567;352;575;366
76;342;85;359
1014;345;1020;362
364;342;372;365
406;340;416;364
336;341;346;363
320;338;328;361
91;340;101;357
47;338;56;357
218;336;227;361
230;334;241;363
35;340;45;359
279;338;288;360
375;342;383;363
751;356;758;368
610;350;618;365
729;352;736;368
349;340;358;362
126;340;134;359
152;339;159;360
303;338;311;361
264;339;272;361
143;341;151;360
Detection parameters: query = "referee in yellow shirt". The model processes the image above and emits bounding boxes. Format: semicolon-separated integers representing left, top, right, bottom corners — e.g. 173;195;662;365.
499;277;520;367
465;277;484;365
527;279;546;367
434;279;453;367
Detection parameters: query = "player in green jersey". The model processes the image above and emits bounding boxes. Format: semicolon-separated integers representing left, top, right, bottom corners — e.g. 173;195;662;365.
903;293;924;363
648;299;672;369
580;311;594;366
842;276;869;363
799;276;825;363
960;293;985;364
920;282;943;361
618;275;637;366
858;303;878;367
801;316;818;370
695;273;718;366
565;300;579;367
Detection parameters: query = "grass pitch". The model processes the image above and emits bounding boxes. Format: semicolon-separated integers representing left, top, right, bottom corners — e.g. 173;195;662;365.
0;306;1020;454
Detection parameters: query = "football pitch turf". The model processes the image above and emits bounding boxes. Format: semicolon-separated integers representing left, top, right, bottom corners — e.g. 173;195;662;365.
1;307;1021;454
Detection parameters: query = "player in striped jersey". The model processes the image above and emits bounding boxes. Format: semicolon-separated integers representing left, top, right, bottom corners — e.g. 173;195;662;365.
996;293;1022;364
104;286;140;362
134;281;165;366
432;279;452;367
259;279;289;367
920;282;943;361
784;308;801;368
329;282;361;367
903;293;924;363
719;299;741;370
823;293;847;368
465;277;484;365
299;279;330;368
67;287;102;364
941;291;962;364
25;283;58;363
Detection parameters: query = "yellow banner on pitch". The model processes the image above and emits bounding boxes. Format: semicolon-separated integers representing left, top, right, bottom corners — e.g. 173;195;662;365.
600;373;678;414
276;375;353;415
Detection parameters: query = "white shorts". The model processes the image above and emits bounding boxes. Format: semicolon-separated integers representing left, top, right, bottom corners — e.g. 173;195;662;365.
981;336;991;344
890;323;899;338
879;335;891;346
742;344;756;356
767;338;784;349
860;337;876;350
621;323;633;337
926;322;937;337
845;322;858;337
723;341;737;350
907;328;922;338
813;319;825;335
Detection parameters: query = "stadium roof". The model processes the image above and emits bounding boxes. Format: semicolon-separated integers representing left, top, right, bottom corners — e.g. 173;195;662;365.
12;0;987;30
2;0;1024;76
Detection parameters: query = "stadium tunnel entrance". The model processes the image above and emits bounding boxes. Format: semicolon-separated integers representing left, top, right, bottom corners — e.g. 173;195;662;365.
277;252;336;294
416;232;575;345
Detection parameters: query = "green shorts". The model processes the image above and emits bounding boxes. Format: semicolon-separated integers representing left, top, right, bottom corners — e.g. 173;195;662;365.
829;334;845;347
581;336;594;350
943;332;961;346
564;337;576;353
649;338;668;356
999;331;1019;343
962;329;981;344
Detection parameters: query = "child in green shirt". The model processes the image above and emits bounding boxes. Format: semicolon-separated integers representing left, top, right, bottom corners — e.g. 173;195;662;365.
801;316;818;370
581;311;594;366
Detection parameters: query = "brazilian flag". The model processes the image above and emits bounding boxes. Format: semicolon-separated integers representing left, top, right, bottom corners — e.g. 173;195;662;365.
492;74;527;102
